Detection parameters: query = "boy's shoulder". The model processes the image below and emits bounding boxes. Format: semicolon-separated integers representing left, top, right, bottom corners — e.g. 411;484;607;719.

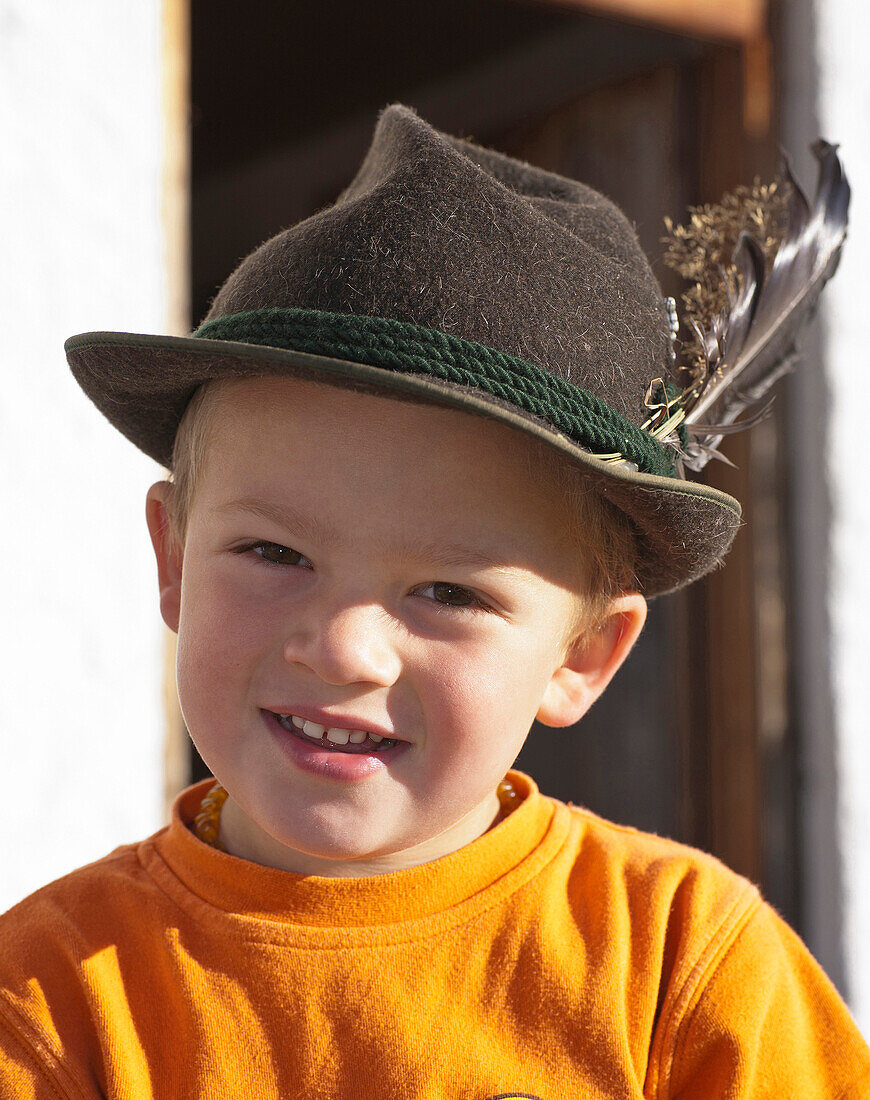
555;800;870;1093
559;797;761;927
0;838;155;1090
0;835;162;973
0;831;177;1084
551;799;764;990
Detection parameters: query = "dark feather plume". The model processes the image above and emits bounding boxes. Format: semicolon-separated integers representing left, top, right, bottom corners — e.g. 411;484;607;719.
660;141;850;473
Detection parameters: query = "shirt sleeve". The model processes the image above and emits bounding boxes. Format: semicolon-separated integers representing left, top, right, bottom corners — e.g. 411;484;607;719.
659;897;870;1098
0;1006;83;1100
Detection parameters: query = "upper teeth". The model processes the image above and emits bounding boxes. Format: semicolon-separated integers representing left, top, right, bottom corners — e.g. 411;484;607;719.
285;715;384;745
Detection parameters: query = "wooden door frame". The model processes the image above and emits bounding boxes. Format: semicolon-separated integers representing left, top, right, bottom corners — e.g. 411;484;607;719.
679;42;795;905
532;0;764;40
160;0;191;817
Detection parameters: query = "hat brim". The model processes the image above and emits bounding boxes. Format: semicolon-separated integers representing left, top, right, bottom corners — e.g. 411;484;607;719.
65;330;741;597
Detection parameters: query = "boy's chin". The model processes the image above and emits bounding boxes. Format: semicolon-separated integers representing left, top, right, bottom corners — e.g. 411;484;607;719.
222;792;498;876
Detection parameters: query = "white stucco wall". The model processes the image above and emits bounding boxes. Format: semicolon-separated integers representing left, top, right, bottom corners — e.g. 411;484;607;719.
813;4;870;1033
0;2;167;910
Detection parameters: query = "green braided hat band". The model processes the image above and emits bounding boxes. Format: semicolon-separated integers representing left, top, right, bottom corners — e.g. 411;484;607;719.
192;307;679;478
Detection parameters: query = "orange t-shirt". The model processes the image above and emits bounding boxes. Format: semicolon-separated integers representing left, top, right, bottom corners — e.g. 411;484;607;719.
1;770;869;1099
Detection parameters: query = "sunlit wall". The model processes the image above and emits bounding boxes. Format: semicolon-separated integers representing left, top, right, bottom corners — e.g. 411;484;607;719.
814;2;870;1035
0;0;167;910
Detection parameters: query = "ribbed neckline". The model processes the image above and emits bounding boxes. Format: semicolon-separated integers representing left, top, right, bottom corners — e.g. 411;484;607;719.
147;770;568;931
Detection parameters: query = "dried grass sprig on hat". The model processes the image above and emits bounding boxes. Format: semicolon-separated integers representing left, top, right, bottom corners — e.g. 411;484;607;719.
662;176;792;379
649;140;850;473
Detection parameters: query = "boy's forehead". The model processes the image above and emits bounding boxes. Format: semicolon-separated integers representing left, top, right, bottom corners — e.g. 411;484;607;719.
196;376;582;584
205;375;549;481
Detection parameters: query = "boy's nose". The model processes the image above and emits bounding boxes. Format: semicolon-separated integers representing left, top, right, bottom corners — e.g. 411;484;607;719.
282;601;402;688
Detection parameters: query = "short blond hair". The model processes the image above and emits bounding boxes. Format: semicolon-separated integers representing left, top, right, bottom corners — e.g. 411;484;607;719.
165;379;639;648
164;379;219;551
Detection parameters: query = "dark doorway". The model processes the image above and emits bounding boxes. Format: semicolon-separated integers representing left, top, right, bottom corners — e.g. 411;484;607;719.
188;0;797;929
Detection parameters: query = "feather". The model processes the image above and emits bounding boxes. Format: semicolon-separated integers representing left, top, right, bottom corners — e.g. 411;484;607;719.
689;398;776;436
674;141;850;472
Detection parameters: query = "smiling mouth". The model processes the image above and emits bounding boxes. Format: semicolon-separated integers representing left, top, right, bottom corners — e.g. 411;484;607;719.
270;712;402;754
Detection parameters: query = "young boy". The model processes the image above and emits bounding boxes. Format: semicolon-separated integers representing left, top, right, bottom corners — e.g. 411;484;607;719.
2;103;868;1097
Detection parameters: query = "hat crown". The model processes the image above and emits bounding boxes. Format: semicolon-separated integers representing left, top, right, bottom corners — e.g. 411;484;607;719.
205;104;671;427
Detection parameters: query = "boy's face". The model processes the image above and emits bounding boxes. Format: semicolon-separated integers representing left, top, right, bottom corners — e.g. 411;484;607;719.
148;376;644;874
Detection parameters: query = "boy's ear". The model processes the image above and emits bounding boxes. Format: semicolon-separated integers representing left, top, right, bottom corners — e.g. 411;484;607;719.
536;593;647;728
145;481;183;634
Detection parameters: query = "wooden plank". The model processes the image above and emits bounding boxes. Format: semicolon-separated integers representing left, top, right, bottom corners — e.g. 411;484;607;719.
535;0;765;41
692;44;767;884
160;0;192;811
161;0;190;339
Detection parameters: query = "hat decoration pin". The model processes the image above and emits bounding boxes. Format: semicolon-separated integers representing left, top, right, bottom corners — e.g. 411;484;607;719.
638;139;850;475
64;105;850;595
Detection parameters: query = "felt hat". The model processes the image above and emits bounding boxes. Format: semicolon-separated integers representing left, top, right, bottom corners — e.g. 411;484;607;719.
65;102;742;597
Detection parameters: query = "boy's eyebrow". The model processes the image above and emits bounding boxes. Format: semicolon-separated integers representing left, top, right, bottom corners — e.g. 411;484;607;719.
214;497;515;570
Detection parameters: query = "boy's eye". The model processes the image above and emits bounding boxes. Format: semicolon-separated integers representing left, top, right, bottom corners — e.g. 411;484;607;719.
241;546;486;612
418;582;486;612
249;541;309;567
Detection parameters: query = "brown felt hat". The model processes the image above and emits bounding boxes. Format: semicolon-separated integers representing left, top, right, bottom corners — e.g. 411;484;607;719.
65;102;741;597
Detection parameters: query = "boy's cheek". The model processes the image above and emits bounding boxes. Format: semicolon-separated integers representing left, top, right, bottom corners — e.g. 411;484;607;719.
175;594;269;706
180;564;271;641
423;649;552;740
